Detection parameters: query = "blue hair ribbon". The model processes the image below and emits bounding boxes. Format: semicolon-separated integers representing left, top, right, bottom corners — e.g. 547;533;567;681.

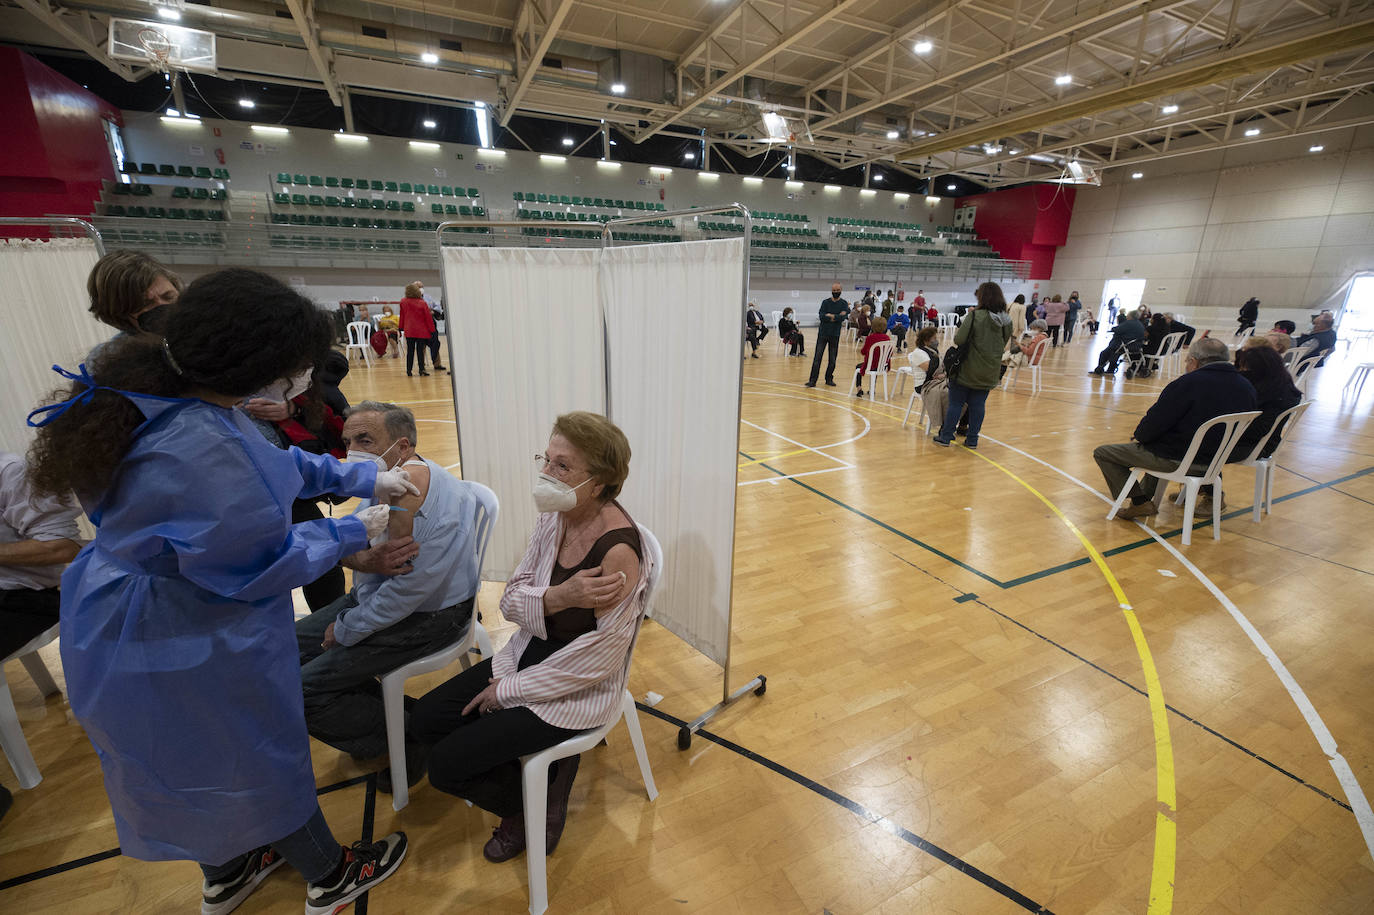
26;363;111;428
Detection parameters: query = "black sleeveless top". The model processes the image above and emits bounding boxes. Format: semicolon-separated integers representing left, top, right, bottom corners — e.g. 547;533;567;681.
545;525;643;644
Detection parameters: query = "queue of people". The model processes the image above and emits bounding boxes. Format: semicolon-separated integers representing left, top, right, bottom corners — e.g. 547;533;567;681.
14;252;653;914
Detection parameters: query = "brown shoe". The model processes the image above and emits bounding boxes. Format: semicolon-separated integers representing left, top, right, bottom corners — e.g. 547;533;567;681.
482;814;526;863
1116;500;1158;520
546;755;581;855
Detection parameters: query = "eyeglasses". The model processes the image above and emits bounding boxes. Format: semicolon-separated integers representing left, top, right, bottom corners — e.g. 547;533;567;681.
534;453;581;478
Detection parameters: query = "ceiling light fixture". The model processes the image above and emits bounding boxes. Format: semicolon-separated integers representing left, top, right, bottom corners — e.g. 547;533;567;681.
161;115;199;126
894;193;910;201
699;172;719;179
947;183;957;190
238;99;254;108
743;176;762;185
334;133;368;143
562;137;574;146
1131;172;1144;179
423;119;436;128
156;7;181;20
410;140;441;149
872;173;883;182
650;166;672;174
611;82;626;94
597;159;621;168
1309;145;1324;152
913;40;933;54
476;148;506;157
1245;127;1260;136
540;153;566;162
925;196;940;204
1055;74;1072;86
1161;104;1179;114
683;152;695;161
421;52;439;64
886;130;899;140
860;189;876;196
474;103;491;148
824;184;841;191
785;180;803;189
251;125;288;135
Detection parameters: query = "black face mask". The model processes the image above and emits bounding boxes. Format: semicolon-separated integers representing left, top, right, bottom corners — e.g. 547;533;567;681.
135;304;174;335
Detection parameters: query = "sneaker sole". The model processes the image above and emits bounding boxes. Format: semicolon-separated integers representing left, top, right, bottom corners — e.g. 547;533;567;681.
303;843;407;915
201;856;286;915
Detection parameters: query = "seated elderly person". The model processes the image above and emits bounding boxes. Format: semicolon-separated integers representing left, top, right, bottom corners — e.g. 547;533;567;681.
407;412;650;864
1093;337;1257;519
1294;313;1337;364
297;401;478;776
1089;309;1147;375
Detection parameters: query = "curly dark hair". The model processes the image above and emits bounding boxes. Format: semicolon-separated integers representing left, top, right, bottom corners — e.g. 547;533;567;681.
28;269;333;500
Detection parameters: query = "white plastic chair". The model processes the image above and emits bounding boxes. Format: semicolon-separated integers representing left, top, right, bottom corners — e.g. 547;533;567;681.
1233;401;1310;523
1005;337;1050;393
1291;348;1331;395
1140;332;1185;380
378;480;498;812
892;350;925;397
1;623;62;789
1344;363;1374;400
520;524;662;915
848;339;896;401
770;310;785;354
345;321;373;366
1105;411;1260;546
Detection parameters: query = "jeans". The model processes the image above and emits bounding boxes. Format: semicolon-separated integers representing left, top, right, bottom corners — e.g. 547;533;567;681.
938;381;990;445
808;335;841;384
297;593;475;759
429;333;443;366
405;336;428;374
409;644;580;817
0;587;59;657
200;805;340;884
1064;314;1078;343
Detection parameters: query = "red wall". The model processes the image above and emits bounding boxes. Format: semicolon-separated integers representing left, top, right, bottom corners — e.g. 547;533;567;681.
964;184;1076;280
0;48;121;225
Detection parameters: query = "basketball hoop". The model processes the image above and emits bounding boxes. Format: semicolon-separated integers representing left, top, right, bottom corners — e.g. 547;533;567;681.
138;27;174;72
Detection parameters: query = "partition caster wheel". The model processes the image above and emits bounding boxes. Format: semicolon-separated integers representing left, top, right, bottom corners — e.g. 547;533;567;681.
754;676;767;697
677;727;691;750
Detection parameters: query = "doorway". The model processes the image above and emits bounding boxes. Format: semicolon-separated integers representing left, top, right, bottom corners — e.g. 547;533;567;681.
1099;277;1146;327
1338;275;1374;330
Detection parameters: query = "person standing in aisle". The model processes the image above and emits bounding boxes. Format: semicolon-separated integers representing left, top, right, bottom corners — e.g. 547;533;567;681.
399;283;436;377
415;281;447;372
933;282;1013;449
806;283;850;388
913;290;926;327
1064;291;1083;343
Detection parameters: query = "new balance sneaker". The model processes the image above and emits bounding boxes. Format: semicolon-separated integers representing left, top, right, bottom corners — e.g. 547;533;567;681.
304;832;408;915
201;846;285;915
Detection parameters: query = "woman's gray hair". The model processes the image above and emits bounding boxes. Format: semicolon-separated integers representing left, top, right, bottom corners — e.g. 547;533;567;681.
1030;319;1048;331
348;400;418;445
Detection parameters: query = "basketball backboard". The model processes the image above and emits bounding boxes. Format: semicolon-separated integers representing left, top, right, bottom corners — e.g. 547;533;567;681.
108;18;216;74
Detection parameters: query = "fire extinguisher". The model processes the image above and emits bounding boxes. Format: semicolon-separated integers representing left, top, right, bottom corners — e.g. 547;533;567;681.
214;147;225;164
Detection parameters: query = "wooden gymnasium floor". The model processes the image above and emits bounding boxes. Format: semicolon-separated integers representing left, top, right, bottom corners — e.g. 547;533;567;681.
3;328;1373;914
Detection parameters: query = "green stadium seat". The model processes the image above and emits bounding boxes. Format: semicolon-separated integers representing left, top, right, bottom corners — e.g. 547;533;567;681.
384;181;398;192
401;201;414;213
309;176;323;186
371;200;386;211
457;205;470;217
128;205;147;218
191;188;209;200
309;195;324;207
431;203;444;215
325;196;340;207
405;220;418;231
468;188;479;198
399;183;411;193
148;206;166;218
340;178;354;188
308;215;324;226
514;192;525;202
292;194;307;206
139;163;157;175
107;205;126;217
370;180;384;191
172;186;190;199
274;192;290;205
428;185;441;195
444;205;457;215
386;200;400;211
325;216;340;227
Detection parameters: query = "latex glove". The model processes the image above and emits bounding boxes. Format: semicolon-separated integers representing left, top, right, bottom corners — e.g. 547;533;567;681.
357;504;391;540
374;467;420;502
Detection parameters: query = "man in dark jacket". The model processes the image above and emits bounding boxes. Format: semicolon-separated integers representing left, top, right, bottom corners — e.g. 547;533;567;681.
806;283;851;387
1089;309;1147;374
1294;313;1337;364
1093;337;1257;519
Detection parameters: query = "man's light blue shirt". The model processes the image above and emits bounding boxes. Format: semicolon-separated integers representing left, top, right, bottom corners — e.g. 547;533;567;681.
334;456;478;646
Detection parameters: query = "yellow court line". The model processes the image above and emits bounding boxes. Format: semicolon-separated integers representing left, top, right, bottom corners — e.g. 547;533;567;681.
742;375;1177;914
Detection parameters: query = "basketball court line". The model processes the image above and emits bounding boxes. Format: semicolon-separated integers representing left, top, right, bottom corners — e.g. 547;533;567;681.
981;434;1374;862
736;391;868;486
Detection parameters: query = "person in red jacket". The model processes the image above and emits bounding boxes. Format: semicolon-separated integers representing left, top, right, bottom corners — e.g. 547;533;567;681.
399;283;436;377
853;315;892;398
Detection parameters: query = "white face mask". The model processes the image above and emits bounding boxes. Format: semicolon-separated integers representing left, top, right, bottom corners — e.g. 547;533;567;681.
346;439;400;471
255;368;313;403
533;472;592;513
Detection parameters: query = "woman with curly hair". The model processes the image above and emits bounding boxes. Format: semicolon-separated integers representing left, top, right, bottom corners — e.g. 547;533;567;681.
27;269;415;915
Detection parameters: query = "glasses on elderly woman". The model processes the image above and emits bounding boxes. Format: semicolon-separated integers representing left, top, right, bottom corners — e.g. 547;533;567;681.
534;453;580;479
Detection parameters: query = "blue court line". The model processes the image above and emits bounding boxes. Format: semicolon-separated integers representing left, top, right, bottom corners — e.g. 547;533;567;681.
743;447;1374;588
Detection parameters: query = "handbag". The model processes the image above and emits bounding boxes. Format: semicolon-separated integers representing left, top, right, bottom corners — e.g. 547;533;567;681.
942;314;973;381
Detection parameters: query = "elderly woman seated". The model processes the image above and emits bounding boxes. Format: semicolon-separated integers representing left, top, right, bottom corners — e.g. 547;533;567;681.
405;411;650;864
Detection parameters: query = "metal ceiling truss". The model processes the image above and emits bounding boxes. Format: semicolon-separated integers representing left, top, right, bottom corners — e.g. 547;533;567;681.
281;0;342;106
11;0;139;80
501;0;576;126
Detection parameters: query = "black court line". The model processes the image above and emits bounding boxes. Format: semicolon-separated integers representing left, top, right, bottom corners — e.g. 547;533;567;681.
751;451;1355;812
0;774;375;892
633;703;1055;914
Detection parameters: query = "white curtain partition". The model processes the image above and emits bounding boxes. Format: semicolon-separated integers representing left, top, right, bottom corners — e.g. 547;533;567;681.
602;239;745;665
0;238;108;455
440;246;605;579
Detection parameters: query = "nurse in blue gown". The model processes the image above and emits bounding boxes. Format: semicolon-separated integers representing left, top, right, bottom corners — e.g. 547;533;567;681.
26;269;413;915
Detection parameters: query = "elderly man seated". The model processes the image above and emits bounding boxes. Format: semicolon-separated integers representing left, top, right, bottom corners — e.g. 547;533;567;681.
297;401;479;782
1088;309;1147;375
1293;313;1337;364
1092;337;1257;519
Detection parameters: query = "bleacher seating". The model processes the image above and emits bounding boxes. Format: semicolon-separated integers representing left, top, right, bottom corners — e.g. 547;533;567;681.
123;162;229;181
846;243;905;255
829;216;921;231
514;192;665;214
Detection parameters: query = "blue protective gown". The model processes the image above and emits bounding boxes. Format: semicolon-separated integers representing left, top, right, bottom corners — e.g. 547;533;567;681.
59;393;377;863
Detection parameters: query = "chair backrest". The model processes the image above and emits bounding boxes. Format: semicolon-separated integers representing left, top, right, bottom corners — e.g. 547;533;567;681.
347;321;371;346
1027;335;1051;366
463;480;499;577
637;524;664;614
1159;331;1185;357
770;310;783;328
1238;400;1310;465
865;339;896;372
1290;350;1323;379
905;350;929;387
1174;410;1262;482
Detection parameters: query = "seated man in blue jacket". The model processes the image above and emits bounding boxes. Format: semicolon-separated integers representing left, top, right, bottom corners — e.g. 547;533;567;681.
1092;337;1257;519
1089;309;1146;375
297;401;479;780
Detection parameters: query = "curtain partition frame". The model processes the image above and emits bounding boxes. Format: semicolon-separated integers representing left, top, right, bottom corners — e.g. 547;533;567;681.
600;204;765;750
0;218;106;254
435;212;766;750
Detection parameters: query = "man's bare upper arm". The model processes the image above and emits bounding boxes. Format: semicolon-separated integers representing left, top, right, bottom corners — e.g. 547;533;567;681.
386;463;430;540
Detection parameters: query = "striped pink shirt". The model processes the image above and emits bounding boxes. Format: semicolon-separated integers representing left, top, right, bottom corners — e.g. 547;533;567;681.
492;511;651;730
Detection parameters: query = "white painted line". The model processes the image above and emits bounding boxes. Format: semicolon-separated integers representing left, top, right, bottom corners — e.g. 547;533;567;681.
982;433;1374;859
738;466;850;486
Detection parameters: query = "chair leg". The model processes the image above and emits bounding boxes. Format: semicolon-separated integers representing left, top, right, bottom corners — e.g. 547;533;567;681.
1212;473;1224;540
1106;469;1143;520
0;671;42;790
474;621;493;659
19;652;59;698
1252;464;1266;523
1264;462;1276;516
902;390;918;428
378;675;410;812
619;691;658;801
1180;480;1199;546
522;759;550;915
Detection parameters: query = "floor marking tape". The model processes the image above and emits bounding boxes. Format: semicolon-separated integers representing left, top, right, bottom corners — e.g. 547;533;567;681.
982;433;1374;863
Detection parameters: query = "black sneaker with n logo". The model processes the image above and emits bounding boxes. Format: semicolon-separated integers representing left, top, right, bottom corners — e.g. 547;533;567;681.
304;831;408;915
200;845;285;915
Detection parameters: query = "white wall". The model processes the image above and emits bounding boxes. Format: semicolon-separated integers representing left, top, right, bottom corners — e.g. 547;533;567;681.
1052;125;1374;333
